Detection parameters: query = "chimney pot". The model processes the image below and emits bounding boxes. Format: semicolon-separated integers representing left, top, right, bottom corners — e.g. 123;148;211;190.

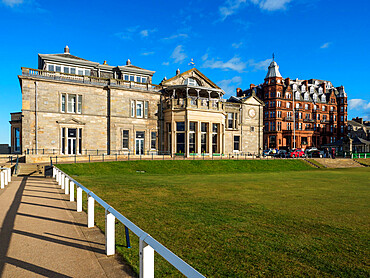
64;45;69;54
176;68;180;75
126;59;131;65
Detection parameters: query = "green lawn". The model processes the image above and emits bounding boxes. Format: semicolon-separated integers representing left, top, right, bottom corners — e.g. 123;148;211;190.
57;160;370;277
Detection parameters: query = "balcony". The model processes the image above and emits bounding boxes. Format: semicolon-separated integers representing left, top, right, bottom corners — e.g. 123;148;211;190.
21;67;159;92
320;119;329;123
284;117;294;121
162;97;224;111
303;118;315;123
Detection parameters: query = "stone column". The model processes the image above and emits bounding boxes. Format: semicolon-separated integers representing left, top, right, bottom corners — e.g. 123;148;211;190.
208;122;212;155
197;121;201;155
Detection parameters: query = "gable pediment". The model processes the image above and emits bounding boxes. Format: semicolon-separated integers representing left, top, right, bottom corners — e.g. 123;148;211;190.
162;68;220;89
56;118;86;125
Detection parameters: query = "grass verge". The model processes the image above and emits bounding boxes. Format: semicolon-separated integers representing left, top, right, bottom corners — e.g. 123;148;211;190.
57;160;370;277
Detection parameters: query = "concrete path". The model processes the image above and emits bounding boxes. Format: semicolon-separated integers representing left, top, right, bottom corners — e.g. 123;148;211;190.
0;176;134;278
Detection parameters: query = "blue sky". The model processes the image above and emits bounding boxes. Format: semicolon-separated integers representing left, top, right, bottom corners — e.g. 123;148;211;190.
0;0;369;144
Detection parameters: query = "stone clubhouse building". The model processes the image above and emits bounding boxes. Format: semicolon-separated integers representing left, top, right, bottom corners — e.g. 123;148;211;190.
10;46;264;157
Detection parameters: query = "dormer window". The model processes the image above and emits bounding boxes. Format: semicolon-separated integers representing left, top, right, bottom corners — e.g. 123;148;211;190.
292;84;297;90
304;93;309;101
295;91;300;100
313;94;318;102
310;87;314;93
318;87;323;94
301;85;306;92
184;78;199;86
321;95;326;102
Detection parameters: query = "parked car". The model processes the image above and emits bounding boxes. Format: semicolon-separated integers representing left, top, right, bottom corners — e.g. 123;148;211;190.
306;149;323;158
288;148;305;158
263;149;275;156
274;149;288;158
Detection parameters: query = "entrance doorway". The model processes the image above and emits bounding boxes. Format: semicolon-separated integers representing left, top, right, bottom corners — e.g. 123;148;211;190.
67;128;77;154
136;131;145;155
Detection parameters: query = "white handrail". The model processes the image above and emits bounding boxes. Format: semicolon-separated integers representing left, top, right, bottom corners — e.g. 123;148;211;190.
52;166;205;278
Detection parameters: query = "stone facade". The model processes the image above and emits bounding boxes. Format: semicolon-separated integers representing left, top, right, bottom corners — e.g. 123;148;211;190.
11;47;264;157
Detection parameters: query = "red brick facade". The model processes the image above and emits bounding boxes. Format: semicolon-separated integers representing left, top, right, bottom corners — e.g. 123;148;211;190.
241;61;348;150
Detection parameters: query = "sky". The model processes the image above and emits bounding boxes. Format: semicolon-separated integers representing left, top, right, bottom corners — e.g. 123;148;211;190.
0;0;369;144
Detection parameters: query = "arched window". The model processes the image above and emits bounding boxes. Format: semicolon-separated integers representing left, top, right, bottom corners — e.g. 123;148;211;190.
321;95;326;102
304;93;309;101
301;84;306;92
318;87;323;94
277;91;281;97
310;87;314;93
313;94;318;102
184;78;199;86
293;84;297;90
295;91;300;100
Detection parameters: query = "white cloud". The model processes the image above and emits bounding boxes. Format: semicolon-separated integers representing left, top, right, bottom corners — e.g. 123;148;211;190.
141;51;155;56
218;76;243;96
219;0;291;20
219;0;247;21
171;45;187;64
349;99;370;110
248;58;272;70
232;42;243;49
251;0;292;11
162;33;189;41
203;56;247;72
320;42;331;49
162;62;170;66
140;28;157;38
2;0;23;7
201;53;209;61
349;99;370;120
115;26;157;40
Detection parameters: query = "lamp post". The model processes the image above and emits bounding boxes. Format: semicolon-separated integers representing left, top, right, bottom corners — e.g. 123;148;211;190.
293;92;296;149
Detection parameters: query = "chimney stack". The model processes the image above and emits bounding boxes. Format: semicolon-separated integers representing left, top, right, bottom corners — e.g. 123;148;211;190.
285;77;290;86
176;68;180;75
126;59;131;65
64;45;70;54
236;88;243;97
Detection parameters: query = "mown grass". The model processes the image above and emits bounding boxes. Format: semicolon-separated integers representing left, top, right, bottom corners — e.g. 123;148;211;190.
57;160;370;277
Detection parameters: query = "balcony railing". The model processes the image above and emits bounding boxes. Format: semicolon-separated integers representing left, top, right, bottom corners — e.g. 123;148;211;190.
284;117;294;121
21;67;159;92
320;119;329;123
163;97;224;111
303;118;315;123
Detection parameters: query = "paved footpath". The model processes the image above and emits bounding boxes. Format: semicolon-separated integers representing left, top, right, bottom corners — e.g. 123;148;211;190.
0;176;134;278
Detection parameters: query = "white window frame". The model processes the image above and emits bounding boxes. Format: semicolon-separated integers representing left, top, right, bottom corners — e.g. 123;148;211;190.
136;101;143;118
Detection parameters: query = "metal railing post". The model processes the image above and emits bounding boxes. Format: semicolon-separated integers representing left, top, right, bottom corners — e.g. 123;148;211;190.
69;181;75;202
88;194;95;228
105;210;116;256
139;239;155;278
65;176;69;195
77;187;82;212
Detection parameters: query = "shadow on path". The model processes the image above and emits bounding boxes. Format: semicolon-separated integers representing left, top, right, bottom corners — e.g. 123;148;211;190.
0;177;27;276
21;201;75;212
16;212;86;227
13;230;105;254
4;256;72;278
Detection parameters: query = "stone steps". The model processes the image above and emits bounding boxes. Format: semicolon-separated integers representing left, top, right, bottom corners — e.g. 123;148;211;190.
312;158;364;168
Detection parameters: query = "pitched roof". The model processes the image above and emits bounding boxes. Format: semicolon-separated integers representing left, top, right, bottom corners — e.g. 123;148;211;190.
162;68;221;89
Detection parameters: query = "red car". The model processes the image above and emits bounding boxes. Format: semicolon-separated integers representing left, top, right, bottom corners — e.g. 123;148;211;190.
288;149;305;158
